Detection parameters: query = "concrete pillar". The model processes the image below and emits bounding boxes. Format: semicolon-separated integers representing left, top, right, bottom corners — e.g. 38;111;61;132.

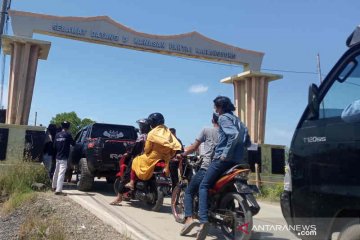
1;35;50;125
221;71;282;144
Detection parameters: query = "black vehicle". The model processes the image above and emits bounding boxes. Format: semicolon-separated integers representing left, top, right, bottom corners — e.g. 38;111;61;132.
281;26;360;240
69;123;137;191
172;156;260;240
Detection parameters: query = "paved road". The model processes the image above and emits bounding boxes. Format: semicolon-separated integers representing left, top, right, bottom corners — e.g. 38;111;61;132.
63;179;299;240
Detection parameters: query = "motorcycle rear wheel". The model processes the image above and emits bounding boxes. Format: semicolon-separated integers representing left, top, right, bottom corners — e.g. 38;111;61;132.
171;185;186;223
219;192;253;240
146;186;164;212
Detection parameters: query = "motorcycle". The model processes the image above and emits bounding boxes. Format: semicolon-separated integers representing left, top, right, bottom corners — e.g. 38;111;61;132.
171;156;260;240
114;152;172;212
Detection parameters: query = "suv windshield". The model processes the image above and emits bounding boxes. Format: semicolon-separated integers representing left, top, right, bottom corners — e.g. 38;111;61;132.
90;124;137;140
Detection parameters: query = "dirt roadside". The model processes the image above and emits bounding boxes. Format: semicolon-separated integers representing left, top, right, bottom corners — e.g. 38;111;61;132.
0;192;129;240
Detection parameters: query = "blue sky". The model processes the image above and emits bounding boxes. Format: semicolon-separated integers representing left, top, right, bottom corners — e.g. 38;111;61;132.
2;0;360;146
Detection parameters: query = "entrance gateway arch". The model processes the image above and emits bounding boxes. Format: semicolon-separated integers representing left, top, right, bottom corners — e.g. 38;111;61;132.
2;10;281;144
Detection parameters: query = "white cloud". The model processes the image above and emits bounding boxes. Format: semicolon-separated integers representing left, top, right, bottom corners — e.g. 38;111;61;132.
188;84;208;94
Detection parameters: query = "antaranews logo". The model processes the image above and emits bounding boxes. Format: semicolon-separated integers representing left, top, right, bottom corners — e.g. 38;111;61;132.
237;223;250;235
237;223;317;237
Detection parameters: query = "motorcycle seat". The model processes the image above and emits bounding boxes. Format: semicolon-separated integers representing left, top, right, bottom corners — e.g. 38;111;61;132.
221;164;250;177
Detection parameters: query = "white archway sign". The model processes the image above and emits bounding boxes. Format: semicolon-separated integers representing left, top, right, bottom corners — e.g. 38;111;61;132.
8;10;264;71
2;10;281;143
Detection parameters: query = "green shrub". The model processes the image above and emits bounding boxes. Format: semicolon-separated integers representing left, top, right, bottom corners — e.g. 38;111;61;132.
0;162;50;212
0;162;50;196
258;183;283;201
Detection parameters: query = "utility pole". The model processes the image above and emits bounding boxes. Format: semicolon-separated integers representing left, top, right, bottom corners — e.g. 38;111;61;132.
0;0;9;51
0;0;10;109
34;112;37;126
317;53;323;84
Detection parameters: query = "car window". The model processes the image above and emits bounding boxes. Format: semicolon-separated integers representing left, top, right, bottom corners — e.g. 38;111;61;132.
74;130;83;143
319;55;360;120
80;128;88;142
90;124;137;140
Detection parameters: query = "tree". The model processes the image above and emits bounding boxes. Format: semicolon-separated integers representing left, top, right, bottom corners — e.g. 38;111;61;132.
50;111;96;136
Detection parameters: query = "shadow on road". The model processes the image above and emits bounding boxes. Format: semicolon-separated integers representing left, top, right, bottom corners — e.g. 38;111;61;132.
124;198;173;213
251;232;290;240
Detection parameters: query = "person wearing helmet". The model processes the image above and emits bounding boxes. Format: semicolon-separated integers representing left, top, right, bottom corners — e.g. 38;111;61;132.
110;118;151;205
125;113;182;190
52;121;75;196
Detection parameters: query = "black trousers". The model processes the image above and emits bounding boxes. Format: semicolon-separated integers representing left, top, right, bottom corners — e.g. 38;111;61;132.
169;160;179;190
118;156;133;194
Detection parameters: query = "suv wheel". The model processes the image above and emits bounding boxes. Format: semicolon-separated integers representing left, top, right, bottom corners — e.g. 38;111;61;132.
77;158;94;191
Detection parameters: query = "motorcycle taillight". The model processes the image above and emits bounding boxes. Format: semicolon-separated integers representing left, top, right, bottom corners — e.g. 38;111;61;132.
155;162;166;168
88;142;95;149
236;170;250;180
87;138;97;149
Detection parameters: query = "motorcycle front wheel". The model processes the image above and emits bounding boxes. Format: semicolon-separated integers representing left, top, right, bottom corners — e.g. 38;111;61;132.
113;177;121;195
219;192;253;240
171;185;186;223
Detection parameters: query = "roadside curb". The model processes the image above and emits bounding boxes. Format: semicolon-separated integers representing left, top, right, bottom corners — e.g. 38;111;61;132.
68;193;158;240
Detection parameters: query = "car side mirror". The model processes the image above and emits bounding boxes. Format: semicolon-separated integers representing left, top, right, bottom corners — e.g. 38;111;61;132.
307;83;319;120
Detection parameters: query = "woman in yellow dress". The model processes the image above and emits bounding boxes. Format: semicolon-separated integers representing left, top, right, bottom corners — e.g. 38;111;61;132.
126;113;182;189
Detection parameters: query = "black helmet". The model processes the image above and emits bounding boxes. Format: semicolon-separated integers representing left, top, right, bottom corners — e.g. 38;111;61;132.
61;121;71;129
147;113;165;128
136;118;150;134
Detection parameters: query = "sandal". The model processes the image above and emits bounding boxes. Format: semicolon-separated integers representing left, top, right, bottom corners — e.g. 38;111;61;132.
110;201;122;206
125;182;134;190
196;223;209;240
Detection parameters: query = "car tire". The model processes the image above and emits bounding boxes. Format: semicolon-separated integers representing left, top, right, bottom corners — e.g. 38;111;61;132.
338;219;360;240
77;158;94;191
106;176;116;184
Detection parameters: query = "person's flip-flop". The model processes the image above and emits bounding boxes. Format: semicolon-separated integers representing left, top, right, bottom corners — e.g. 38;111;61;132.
180;221;199;236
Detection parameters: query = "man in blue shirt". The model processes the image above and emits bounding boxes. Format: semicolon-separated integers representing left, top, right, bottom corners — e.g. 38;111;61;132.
52;121;74;195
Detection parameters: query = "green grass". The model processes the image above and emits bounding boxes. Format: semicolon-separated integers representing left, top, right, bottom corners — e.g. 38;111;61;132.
257;183;283;202
19;214;66;240
2;191;37;213
0;161;50;212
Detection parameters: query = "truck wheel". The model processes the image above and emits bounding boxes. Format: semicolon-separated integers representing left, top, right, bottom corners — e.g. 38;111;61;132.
77;158;94;191
106;176;116;184
338;220;360;240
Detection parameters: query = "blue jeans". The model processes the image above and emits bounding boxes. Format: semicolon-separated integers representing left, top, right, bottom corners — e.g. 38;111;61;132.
184;169;206;217
198;160;235;223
